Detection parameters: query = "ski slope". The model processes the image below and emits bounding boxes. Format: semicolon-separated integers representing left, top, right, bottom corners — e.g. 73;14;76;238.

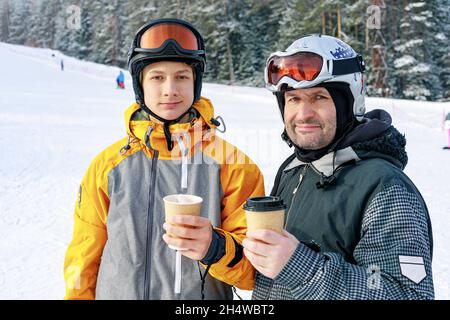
0;42;449;299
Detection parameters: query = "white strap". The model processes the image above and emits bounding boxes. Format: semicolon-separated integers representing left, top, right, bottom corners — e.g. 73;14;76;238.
172;133;190;294
174;134;189;192
174;251;182;294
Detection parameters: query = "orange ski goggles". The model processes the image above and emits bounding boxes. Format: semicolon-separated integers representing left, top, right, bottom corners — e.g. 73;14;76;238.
139;22;200;51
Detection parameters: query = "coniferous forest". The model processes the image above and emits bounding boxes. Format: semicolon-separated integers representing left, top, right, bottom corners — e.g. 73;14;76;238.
1;0;449;101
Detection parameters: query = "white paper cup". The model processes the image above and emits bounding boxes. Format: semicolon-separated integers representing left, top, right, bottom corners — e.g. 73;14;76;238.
163;194;203;250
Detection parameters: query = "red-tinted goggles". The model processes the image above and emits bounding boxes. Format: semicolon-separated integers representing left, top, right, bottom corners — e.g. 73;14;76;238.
267;52;324;86
139;22;200;51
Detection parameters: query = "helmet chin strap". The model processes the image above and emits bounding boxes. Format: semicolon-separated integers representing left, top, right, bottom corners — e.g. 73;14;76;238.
140;102;194;151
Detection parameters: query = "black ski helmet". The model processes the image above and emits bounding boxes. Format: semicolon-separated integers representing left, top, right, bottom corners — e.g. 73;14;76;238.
127;18;206;151
127;18;206;116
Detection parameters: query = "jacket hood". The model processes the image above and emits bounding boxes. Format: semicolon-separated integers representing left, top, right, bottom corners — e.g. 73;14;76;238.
123;97;219;158
349;109;408;170
352;126;408;169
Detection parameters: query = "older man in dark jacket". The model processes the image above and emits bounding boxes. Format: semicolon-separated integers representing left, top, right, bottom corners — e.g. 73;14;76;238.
243;34;434;300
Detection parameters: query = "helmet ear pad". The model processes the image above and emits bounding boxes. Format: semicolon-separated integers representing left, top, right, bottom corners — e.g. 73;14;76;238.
274;83;291;121
320;82;356;144
275;91;285;121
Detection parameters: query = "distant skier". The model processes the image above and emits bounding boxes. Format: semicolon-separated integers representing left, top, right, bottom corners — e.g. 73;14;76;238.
116;70;125;89
60;59;64;71
444;112;450;150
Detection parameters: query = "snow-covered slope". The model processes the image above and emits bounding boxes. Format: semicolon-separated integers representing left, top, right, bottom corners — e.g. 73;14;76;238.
0;43;449;299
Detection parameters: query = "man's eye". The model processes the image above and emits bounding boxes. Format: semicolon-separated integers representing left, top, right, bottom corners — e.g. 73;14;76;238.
150;76;163;80
178;75;190;80
316;95;326;100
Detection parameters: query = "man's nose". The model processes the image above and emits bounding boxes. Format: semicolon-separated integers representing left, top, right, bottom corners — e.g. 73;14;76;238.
294;103;315;120
162;79;179;96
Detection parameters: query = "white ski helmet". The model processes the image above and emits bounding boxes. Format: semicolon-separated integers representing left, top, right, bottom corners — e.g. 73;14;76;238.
264;34;366;121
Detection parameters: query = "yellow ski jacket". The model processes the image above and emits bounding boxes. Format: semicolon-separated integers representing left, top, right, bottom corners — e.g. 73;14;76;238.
64;97;264;299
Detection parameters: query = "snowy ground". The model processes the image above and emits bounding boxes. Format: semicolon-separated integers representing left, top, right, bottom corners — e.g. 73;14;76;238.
0;43;449;299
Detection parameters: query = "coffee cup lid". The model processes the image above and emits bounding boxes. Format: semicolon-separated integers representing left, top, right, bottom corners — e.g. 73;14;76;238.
243;196;286;212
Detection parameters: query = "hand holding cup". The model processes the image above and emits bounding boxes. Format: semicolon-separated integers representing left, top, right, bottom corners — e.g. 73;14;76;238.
162;194;212;260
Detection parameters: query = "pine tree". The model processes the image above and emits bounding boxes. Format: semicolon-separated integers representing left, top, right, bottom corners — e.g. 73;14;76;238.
276;0;323;50
7;0;29;45
118;0;161;67
360;0;388;97
189;0;240;85
435;0;450;100
393;0;442;100
87;0;120;65
53;0;79;55
2;0;448;100
26;0;42;47
217;0;241;85
441;50;450;101
32;0;61;48
0;0;10;42
235;0;275;86
341;0;367;53
383;0;403;98
70;0;93;60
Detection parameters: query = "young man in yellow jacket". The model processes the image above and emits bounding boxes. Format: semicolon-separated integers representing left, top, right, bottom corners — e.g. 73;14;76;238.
63;18;264;300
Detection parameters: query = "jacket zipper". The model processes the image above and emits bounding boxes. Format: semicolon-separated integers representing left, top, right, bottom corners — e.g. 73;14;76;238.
265;164;308;300
143;149;159;300
284;164;308;228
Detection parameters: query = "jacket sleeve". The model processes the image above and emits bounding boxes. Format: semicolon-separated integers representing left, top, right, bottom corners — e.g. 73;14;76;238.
205;160;265;290
267;183;434;299
63;161;109;300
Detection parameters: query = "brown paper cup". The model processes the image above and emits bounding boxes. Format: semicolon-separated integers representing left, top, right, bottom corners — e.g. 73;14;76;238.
163;194;203;249
245;209;285;234
243;196;286;234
